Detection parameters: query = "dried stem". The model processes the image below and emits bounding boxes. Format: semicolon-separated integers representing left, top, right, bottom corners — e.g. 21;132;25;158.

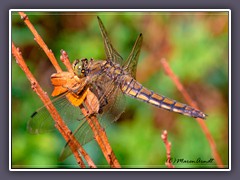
18;12;62;73
12;43;96;168
60;49;74;74
160;58;224;168
161;130;174;168
81;102;121;168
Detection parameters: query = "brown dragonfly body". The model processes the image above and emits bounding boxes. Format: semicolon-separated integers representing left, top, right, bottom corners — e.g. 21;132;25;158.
69;58;206;119
29;16;206;161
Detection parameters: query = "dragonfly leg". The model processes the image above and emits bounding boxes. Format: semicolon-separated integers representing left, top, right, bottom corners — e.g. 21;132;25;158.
62;84;81;94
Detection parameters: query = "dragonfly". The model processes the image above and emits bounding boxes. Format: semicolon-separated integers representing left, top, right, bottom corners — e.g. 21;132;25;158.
28;16;206;161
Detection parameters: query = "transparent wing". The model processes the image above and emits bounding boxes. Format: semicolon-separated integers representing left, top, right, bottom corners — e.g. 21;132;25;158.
28;94;84;134
59;117;93;161
97;16;124;65
123;33;143;79
98;84;126;126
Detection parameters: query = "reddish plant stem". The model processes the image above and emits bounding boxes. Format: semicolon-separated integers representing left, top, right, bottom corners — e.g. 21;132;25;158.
12;42;96;168
160;58;224;168
18;12;62;73
80;104;121;168
60;50;74;74
161;130;174;168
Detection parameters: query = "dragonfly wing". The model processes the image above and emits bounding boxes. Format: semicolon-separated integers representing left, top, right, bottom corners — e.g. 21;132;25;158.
28;95;84;134
59;117;93;161
98;86;126;126
28;106;55;134
97;16;124;65
123;33;143;79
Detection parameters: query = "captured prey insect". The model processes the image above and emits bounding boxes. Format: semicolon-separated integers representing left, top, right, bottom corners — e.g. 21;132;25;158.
28;16;206;161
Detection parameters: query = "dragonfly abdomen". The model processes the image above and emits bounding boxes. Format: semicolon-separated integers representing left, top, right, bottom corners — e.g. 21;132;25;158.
121;77;206;119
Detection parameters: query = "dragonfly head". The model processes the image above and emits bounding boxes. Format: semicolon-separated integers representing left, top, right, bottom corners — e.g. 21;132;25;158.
72;58;88;78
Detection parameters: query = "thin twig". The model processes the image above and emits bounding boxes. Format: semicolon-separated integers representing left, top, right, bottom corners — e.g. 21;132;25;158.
161;130;174;168
160;58;224;168
18;12;62;73
81;102;121;168
12;43;97;168
60;49;74;74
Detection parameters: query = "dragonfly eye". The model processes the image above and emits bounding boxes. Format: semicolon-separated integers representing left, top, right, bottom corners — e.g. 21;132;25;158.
72;59;84;77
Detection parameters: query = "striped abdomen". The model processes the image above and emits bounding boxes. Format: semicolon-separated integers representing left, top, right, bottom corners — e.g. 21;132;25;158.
121;76;206;119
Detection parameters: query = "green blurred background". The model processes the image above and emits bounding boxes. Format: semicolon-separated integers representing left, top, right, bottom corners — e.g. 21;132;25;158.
11;11;229;168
